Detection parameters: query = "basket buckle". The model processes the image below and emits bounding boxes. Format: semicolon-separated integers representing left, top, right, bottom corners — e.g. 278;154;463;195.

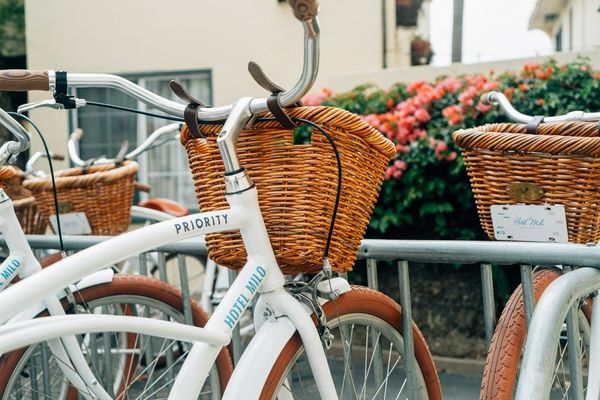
507;182;545;202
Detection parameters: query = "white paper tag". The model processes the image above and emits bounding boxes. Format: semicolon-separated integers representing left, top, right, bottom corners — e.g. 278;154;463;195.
490;205;568;243
49;212;92;235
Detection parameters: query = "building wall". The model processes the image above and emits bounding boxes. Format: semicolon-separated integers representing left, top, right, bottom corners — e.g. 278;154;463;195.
330;49;600;93
551;0;600;52
24;0;383;165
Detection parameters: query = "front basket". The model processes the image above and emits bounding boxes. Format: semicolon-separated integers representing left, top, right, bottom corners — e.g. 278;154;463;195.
181;106;396;274
453;121;600;243
0;166;47;234
23;161;138;236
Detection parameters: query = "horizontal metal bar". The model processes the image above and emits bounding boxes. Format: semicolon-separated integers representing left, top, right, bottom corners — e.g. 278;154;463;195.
358;240;600;266
0;234;208;255
2;236;600;268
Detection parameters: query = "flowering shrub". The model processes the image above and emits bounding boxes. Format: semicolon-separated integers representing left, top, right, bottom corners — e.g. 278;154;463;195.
311;58;600;239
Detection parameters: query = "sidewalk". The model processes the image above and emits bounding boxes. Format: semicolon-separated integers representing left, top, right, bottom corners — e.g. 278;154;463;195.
437;356;484;399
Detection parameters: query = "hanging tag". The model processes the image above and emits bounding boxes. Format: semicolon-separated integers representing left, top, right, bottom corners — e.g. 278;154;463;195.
490;204;568;243
49;212;92;235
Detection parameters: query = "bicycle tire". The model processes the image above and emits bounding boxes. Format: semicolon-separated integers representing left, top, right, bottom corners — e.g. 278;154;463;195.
0;274;233;399
481;268;592;399
260;285;442;400
150;253;207;300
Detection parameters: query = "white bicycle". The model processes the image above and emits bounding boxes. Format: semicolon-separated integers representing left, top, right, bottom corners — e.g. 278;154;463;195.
0;1;442;399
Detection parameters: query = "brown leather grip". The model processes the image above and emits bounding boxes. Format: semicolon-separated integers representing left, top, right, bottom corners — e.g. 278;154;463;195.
0;70;50;91
287;0;318;21
52;153;65;161
134;182;152;193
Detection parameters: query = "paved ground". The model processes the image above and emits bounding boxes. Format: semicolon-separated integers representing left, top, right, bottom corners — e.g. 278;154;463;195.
439;370;482;399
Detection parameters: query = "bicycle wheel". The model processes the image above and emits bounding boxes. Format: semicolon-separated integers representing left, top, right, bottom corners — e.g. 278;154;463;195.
260;286;442;400
0;274;233;399
481;268;592;399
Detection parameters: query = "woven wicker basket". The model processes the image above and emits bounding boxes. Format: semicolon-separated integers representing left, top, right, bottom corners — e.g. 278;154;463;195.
23;161;138;236
453;121;600;243
0;166;47;234
181;106;396;274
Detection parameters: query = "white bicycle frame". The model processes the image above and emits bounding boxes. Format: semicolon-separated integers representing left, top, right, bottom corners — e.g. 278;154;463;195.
128;204;225;312
0;180;344;399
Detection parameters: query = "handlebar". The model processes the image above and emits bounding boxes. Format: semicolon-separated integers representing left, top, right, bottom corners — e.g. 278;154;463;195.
68;123;182;167
0;1;320;122
0;108;31;165
24;151;65;176
482;91;600;123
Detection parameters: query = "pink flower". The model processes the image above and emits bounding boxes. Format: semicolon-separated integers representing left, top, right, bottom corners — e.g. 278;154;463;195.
407;80;427;93
476;102;493;113
385;166;394;180
414;108;431;123
301;93;324;106
483;81;500;91
446;151;457;161
435;142;448;153
394;159;408;171
442;105;464;125
415;129;428;140
321;86;334;98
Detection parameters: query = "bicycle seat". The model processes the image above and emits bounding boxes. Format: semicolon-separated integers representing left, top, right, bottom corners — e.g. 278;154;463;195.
138;198;189;217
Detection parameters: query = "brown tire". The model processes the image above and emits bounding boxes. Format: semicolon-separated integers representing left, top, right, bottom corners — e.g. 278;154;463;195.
260;285;442;400
480;268;592;399
0;274;233;399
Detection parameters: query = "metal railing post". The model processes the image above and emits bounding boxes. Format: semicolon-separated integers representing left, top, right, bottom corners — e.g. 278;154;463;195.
177;254;194;325
398;260;417;399
366;258;384;398
563;266;584;400
480;263;496;345
520;264;535;328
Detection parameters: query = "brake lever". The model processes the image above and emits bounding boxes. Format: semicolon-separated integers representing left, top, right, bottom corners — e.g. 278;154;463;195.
17;98;87;114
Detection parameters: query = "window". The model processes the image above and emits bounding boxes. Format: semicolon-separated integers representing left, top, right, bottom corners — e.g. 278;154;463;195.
72;70;211;209
555;26;563;52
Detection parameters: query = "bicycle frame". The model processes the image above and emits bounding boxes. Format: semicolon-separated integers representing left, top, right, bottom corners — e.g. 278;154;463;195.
0;180;340;399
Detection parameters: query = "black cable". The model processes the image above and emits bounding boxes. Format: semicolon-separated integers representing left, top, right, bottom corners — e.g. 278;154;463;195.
8;112;65;253
86;101;185;122
256;116;343;262
293;118;342;261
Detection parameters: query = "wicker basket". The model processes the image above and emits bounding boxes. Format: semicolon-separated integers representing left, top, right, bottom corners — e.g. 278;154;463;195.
181;106;396;274
23;161;138;236
0;166;47;234
452;121;600;243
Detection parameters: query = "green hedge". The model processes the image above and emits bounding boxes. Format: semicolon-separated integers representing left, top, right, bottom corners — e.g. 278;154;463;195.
305;58;600;240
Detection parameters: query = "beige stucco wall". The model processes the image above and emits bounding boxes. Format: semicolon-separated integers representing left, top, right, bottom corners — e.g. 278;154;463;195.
24;0;383;165
540;0;600;52
330;49;600;93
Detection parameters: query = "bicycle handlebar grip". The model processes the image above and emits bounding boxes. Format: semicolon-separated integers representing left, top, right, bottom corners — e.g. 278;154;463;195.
287;0;319;21
72;128;84;141
134;182;152;193
52;153;65;161
0;70;50;91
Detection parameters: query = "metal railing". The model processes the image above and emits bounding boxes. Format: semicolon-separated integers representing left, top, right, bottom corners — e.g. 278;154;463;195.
3;235;600;398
